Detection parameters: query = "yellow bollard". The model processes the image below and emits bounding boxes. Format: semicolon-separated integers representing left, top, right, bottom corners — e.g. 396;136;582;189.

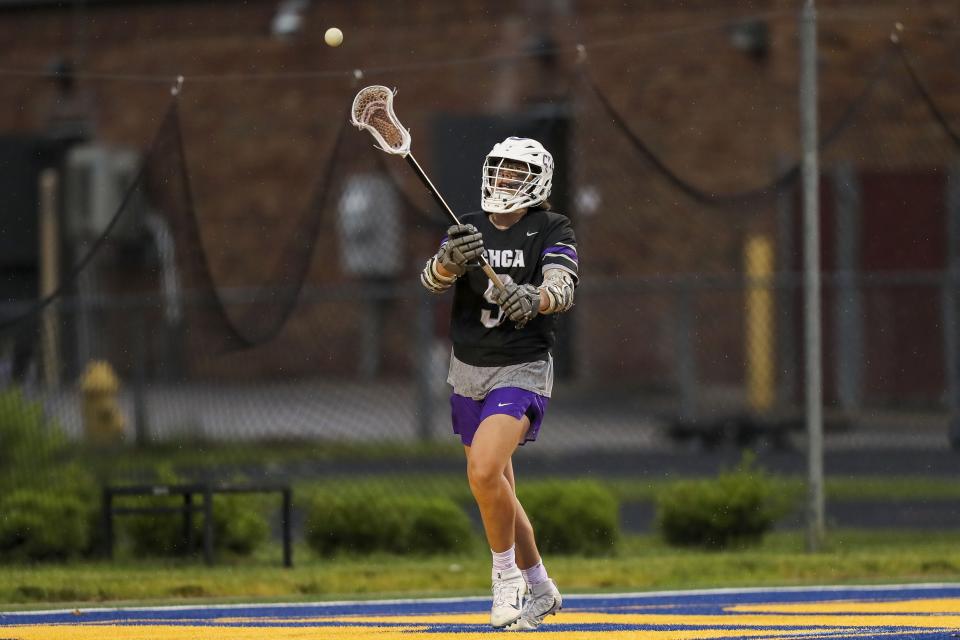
80;361;125;444
745;235;775;413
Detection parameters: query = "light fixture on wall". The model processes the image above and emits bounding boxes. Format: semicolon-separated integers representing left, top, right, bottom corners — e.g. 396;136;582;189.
271;0;310;40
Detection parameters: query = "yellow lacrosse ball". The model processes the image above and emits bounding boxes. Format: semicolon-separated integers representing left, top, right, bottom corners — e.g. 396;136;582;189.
325;27;343;47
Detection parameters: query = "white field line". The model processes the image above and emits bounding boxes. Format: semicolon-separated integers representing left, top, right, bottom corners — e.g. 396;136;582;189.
3;581;960;617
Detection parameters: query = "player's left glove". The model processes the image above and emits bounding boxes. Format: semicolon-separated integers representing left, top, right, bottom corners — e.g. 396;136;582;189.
495;282;541;327
438;224;484;277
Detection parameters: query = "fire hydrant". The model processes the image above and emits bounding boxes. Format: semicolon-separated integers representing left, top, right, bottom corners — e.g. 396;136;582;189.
80;360;125;444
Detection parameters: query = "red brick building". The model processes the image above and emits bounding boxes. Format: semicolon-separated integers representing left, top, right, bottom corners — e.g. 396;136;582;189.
1;0;957;409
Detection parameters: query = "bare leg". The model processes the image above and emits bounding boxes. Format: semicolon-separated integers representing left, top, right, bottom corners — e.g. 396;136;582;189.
464;413;530;552
503;459;542;570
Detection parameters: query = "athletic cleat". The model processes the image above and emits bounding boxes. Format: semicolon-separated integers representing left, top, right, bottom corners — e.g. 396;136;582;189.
490;566;526;628
507;578;562;630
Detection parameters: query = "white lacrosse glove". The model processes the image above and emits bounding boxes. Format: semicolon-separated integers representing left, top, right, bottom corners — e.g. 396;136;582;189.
438;224;484;276
496;282;541;327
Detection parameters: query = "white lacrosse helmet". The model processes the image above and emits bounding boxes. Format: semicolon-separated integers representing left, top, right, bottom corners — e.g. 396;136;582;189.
481;137;554;213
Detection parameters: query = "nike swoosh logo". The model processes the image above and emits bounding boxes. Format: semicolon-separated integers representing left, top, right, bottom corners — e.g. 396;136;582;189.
526;231;538;236
498;402;513;407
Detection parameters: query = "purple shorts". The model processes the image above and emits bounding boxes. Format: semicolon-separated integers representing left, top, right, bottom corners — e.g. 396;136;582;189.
450;387;549;447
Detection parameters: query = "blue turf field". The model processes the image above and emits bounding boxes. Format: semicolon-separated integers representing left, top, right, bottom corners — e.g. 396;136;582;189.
2;583;960;639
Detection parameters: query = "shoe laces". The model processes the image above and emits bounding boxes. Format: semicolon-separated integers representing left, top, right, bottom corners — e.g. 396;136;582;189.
492;576;522;609
522;585;559;620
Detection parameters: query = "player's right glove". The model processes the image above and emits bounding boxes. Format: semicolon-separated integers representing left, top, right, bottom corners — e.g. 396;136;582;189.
438;224;484;277
496;281;541;328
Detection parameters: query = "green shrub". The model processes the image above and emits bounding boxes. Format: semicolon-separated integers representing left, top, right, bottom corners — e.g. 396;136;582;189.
0;388;66;478
656;453;792;550
0;489;91;562
304;491;405;556
120;467;269;558
122;493;269;558
518;480;620;556
400;496;475;554
212;495;270;555
123;496;189;557
45;463;102;557
304;491;474;556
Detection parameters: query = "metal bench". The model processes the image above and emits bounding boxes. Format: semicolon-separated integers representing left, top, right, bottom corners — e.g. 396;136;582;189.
102;483;292;567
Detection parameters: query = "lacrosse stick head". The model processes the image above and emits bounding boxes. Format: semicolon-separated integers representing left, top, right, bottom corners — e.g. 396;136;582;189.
350;85;412;156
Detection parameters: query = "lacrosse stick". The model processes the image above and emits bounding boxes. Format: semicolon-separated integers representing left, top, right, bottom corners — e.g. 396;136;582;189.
350;85;504;290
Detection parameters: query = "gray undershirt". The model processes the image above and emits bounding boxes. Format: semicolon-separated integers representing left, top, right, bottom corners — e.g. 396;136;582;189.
447;351;554;400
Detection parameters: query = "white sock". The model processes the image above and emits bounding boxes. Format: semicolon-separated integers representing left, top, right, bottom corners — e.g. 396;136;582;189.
521;561;549;587
491;545;516;572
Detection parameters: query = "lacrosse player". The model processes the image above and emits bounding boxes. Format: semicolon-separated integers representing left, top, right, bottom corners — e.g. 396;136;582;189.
420;136;578;630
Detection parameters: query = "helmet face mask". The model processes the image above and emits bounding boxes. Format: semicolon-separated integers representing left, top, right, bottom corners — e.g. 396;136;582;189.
484;158;540;205
481;137;553;213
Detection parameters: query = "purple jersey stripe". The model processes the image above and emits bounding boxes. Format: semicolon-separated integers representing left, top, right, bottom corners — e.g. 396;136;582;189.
542;245;579;263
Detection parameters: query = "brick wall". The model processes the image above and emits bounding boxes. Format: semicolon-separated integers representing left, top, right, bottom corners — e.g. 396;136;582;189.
1;0;957;387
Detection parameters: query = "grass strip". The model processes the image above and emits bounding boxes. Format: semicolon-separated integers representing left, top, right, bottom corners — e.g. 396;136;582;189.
2;530;959;609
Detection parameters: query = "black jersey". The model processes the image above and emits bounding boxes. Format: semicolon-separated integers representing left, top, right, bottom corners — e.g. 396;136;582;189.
444;209;579;367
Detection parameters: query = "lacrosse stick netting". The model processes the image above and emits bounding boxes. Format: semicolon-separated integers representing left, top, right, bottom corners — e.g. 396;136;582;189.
351;85;412;156
349;84;505;291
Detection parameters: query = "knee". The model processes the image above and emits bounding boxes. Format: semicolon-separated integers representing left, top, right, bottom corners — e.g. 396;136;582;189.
467;459;502;496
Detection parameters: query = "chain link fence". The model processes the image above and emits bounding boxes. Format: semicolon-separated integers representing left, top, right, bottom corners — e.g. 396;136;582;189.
1;4;959;532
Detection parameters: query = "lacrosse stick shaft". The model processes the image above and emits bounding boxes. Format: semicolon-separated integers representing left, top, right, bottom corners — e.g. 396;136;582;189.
405;154;504;290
